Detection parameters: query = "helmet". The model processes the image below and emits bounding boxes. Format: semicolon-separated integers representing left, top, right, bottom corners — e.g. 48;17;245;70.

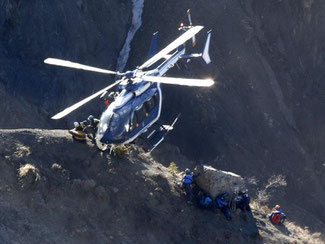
185;168;191;174
74;122;79;128
88;115;94;121
275;205;281;209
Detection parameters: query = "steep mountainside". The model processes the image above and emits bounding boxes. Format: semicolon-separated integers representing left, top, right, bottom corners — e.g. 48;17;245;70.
0;0;325;240
0;0;132;128
0;129;323;243
128;0;325;232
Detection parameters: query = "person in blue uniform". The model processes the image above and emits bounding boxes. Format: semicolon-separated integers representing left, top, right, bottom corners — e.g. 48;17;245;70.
197;191;214;210
216;192;232;220
182;168;200;202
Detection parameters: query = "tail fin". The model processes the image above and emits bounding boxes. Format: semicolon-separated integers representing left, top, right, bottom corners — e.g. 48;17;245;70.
179;29;212;64
202;30;212;64
147;32;159;59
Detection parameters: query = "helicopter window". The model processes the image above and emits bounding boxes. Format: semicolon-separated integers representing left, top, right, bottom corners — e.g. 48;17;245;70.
153;92;159;104
129;113;137;131
98;110;113;135
110;113;120;133
144;97;155;112
110;114;118;130
135;104;146;124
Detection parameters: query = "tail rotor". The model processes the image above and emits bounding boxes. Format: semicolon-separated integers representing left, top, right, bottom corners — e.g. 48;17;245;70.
187;9;196;47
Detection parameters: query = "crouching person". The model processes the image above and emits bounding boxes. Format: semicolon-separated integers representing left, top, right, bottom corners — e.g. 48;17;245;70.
197;191;214;210
86;115;100;140
235;191;251;212
69;121;87;141
216;192;232;220
268;205;286;225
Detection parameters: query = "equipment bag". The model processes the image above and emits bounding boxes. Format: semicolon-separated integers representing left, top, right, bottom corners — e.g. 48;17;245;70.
271;212;281;225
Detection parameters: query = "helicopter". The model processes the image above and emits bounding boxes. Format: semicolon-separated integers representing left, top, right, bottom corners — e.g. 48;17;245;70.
44;10;214;152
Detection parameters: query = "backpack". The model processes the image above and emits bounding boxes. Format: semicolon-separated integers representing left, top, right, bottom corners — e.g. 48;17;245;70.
203;196;212;206
271;211;282;225
183;174;193;184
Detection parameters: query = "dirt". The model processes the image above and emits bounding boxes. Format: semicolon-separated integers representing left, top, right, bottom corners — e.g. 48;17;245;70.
0;129;323;243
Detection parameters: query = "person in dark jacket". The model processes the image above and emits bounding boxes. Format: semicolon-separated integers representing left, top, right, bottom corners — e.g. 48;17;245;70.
86;115;100;140
216;192;232;220
235;191;251;212
182;168;199;202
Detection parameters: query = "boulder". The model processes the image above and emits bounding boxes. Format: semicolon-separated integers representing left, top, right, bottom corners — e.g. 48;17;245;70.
194;165;246;199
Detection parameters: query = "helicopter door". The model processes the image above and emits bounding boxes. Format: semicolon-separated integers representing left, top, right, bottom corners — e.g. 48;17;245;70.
135;104;147;124
129;112;137;131
144;96;155;112
129;92;159;132
153;92;159;104
129;104;146;131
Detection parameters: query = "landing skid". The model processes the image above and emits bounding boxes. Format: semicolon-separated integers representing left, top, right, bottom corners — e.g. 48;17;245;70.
94;114;181;154
138;113;181;152
95;139;111;152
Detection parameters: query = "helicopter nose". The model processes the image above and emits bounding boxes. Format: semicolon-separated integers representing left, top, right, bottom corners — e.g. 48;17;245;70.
96;130;105;142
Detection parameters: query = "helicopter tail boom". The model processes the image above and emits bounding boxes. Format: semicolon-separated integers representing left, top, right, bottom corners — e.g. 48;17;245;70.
139;25;203;69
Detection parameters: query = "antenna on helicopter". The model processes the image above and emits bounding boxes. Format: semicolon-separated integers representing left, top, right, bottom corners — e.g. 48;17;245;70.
187;9;196;47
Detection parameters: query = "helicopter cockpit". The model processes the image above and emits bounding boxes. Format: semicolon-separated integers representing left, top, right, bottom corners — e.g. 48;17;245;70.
97;102;133;143
97;87;161;144
97;108;112;139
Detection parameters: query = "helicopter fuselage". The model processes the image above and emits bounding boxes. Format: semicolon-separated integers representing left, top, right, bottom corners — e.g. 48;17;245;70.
45;17;213;152
97;46;186;145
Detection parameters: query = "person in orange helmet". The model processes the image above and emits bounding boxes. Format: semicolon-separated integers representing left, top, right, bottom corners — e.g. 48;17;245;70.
268;205;286;224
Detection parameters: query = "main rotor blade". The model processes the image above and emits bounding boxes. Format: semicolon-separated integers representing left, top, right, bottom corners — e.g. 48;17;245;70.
44;58;122;75
139;26;204;69
51;80;121;120
142;76;214;87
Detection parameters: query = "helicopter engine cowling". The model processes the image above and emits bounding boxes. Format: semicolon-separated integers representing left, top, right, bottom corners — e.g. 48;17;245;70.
133;82;151;97
100;91;119;106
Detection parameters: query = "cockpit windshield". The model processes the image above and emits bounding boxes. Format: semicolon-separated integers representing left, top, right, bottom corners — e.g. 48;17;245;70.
97;103;132;141
98;109;113;137
109;105;132;139
110;113;120;133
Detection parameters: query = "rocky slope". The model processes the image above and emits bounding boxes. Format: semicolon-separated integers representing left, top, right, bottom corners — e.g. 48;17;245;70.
128;0;325;233
0;0;132;128
1;0;325;241
0;129;323;243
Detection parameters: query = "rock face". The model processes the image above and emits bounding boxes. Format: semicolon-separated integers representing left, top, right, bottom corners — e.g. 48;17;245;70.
194;165;246;199
131;0;325;231
0;0;132;128
0;129;323;243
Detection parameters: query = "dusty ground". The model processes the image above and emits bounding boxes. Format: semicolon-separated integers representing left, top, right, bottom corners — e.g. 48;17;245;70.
0;129;323;243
